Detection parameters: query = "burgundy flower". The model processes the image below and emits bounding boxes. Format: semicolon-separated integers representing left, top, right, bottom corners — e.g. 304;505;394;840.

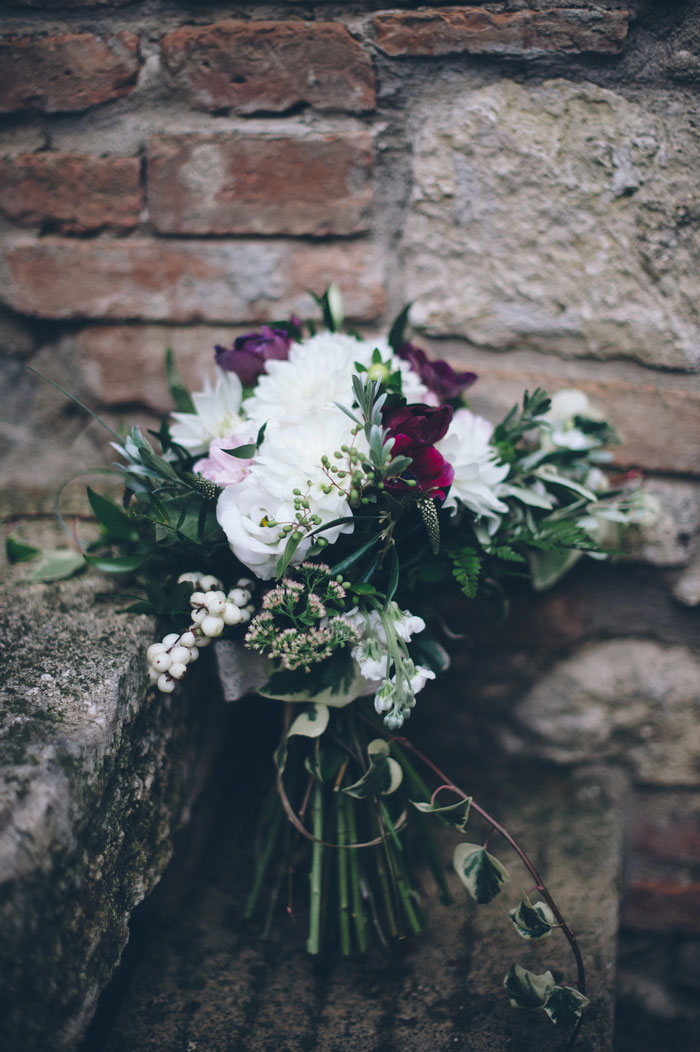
383;403;454;499
215;326;292;387
397;342;477;402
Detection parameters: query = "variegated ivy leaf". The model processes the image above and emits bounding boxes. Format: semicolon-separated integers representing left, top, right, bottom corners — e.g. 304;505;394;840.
287;703;329;740
412;797;472;832
542;985;590;1029
503;964;555;1010
343;739;403;798
453;843;510;904
508;893;555;941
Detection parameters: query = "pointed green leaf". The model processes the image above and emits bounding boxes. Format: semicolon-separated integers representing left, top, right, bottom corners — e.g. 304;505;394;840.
165;347;195;413
388;302;413;351
87;487;139;542
527;547;583;591
223;443;257;459
288;703;330;740
83;553;147;574
275;530;303;578
453;842;510;903
412;797;471;831
23;549;86;582
504;964;555;1009
343;739;403;798
508;894;555;940
542;985;589;1029
6;534;41;563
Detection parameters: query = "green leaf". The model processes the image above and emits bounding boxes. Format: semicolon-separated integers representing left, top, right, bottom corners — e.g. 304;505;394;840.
329;533;382;577
87;487;139;542
542;985;589;1029
503;964;555;1010
412;796;471;831
6;534;41;563
388;302;413;351
343;739;403;798
453;843;510;903
23;549;86;583
165;347;195;413
508;894;555;940
275;530;303;578
288;703;330;739
83;553;147;574
527;547;583;591
445;545;482;599
223;443;257;459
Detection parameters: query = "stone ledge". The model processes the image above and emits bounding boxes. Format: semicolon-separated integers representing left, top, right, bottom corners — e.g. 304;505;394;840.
0;555;225;1051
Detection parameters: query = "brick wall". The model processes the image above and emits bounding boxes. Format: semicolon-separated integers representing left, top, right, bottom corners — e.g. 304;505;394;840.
1;2;699;1044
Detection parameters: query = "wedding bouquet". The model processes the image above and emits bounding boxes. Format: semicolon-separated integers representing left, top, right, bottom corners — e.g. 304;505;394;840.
20;288;652;1034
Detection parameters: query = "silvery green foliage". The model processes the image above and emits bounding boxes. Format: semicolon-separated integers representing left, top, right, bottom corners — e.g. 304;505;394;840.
504;964;589;1029
343;739;403;798
287;703;329;740
453;843;510;904
508;893;555;940
412;797;471;832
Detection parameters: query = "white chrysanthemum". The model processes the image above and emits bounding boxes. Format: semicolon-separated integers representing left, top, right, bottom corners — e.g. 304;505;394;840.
245;332;431;427
438;408;510;521
170;372;246;455
217;407;364;579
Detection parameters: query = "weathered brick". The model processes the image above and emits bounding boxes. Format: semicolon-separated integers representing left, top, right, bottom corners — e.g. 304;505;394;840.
3;238;384;323
373;7;629;57
148;132;373;236
462;365;700;478
0;32;139;114
74;325;242;411
622;881;700;934
0;153;142;233
160;21;375;114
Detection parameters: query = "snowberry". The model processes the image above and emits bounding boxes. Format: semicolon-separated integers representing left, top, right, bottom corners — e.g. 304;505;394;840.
195;633;211;647
146;643;165;663
206;593;226;616
152;652;172;672
191;607;207;624
199;575;222;592
187;646;199;662
169;661;187;680
190;591;207;607
201;615;224;637
238;607;253;624
223;603;243;625
236;577;254;589
229;588;251;608
180;631;196;648
162;633;180;648
157;673;176;693
169;645;191;666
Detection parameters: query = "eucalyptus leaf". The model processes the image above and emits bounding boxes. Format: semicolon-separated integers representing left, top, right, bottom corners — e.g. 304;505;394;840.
412;797;471;831
453;843;510;903
23;549;86;583
288;703;330;739
542;985;590;1029
508;893;555;940
343;739;403;798
503;964;555;1010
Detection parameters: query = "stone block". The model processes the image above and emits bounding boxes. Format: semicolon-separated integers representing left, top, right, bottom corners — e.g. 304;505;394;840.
147;131;373;236
503;640;700;786
2;237;385;323
0;153;142;233
373;7;629;57
402;78;700;371
0;32;139;113
0;556;224;1051
160;21;375;114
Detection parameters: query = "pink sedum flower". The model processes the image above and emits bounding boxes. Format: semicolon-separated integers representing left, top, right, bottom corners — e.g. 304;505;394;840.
193;434;255;488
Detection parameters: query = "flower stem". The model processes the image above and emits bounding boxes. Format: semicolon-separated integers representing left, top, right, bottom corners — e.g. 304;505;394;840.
243;796;283;920
306;781;324;955
336;790;351;955
346;799;369;952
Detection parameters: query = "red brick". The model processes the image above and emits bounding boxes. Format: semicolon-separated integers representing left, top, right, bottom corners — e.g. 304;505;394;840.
75;325;243;411
160;20;375;114
466;367;700;477
622;881;700;934
147;131;373;237
3;237;384;323
0;153;142;233
0;32;139;114
373;7;629;57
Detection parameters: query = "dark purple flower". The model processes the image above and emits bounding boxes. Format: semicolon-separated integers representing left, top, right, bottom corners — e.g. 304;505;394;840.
397;342;477;402
215;326;292;387
383;403;454;499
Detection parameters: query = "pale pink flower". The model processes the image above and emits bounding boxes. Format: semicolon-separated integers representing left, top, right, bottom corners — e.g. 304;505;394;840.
193;434;254;487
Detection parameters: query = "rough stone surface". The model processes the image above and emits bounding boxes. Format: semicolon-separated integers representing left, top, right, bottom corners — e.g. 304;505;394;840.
0;32;140;114
373;7;629;57
147;131;373;236
0;153;142;233
2;237;385;323
160;20;376;114
503;640;700;786
101;765;621;1052
0;547;227;1052
403;78;700;371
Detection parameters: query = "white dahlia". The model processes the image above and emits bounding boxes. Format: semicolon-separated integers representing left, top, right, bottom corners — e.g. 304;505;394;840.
170;371;246;455
438;408;510;522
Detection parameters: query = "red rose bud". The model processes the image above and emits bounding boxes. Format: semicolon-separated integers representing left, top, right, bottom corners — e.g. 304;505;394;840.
383;403;454;499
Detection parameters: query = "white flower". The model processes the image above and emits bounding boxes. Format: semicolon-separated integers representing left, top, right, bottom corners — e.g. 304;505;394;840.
170;371;246;455
438;408;510;521
245;332;431;428
216;407;362;579
541;389;601;452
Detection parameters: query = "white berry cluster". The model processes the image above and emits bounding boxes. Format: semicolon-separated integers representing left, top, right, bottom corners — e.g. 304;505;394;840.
146;572;255;693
